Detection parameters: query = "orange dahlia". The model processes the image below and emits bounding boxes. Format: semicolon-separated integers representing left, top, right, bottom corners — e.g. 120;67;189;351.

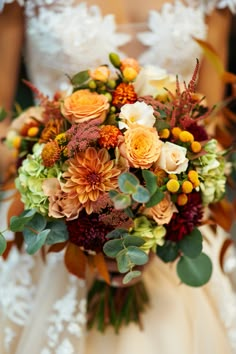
112;83;137;108
98;125;122;149
62;147;120;214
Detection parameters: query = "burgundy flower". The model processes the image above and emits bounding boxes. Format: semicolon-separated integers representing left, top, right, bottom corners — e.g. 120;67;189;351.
187;122;208;142
165;192;203;242
66;211;114;252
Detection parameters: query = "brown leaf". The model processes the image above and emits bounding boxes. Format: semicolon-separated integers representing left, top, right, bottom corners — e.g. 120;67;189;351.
7;191;24;226
209;199;234;232
219;238;234;272
2;241;14;260
64;242;87;279
94;253;110;285
48;241;68;253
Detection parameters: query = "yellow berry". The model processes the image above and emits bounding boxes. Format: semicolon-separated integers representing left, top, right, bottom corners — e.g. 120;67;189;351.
12;136;22;149
177;193;188;206
179;131;194;143
191;141;202;153
166;179;180;193
168;174;178;180
159;128;170;139
27;126;39;137
123;67;138;81
171;127;182;139
182;180;193;194
188;170;200;187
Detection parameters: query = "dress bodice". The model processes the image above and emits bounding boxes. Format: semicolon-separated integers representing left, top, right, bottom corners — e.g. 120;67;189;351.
2;0;236;96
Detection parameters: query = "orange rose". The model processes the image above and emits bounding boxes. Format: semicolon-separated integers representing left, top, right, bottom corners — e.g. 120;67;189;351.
144;192;178;225
62;89;109;124
123;126;162;169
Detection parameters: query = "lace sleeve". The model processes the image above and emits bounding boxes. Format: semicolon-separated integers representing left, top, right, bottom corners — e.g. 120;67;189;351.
187;0;236;14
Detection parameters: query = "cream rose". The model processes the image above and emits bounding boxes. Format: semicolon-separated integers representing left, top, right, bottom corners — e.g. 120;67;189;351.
123;125;162;169
62;89;109;124
157;142;188;174
144;192;178;225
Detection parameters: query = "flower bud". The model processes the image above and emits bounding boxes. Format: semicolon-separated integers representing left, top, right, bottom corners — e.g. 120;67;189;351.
109;52;121;68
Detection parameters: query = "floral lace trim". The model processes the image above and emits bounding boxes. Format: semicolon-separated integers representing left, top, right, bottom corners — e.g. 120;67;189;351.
0;247;36;352
40;276;87;354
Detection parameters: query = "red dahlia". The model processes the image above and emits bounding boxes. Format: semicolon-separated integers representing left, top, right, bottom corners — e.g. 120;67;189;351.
187;122;208;142
66;212;114;252
165;192;203;242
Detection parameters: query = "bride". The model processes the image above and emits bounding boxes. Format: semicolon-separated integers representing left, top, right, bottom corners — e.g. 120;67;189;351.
0;1;236;353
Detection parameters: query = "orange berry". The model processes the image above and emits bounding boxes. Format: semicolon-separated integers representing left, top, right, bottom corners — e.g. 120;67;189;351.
27;126;39;137
123;67;138;81
12;136;22;149
191;141;201;153
171;127;182;139
177;193;188;206
168;174;178;180
182;180;193;194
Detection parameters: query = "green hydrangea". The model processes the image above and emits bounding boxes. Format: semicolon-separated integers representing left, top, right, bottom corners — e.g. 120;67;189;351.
15;144;62;215
193;139;226;205
132;216;166;252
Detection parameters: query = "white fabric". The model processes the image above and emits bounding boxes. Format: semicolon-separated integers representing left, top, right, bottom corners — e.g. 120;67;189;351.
1;1;236;353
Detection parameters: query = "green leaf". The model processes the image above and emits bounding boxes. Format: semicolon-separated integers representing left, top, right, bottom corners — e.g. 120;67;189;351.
25;213;47;233
0;233;7;255
142;170;158;196
103;239;124;258
105;228;129;240
177;253;213;287
25;229;50;255
10;209;37;232
0;107;7;122
145;188;164;208
45;220;69;245
123;235;145;247
132;185;150;203
71;70;90;86
127;246;148;265
112;194;131;209
156;241;179;262
109;190;119;199
118;172;139;193
178;228;203;258
117;249;130;273
123;270;141;284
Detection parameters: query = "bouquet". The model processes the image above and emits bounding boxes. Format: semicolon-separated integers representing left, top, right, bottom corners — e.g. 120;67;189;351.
0;53;228;332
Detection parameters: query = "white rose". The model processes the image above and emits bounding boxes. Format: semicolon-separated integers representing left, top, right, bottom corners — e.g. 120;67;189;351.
118;101;155;130
134;65;177;97
157;142;188;174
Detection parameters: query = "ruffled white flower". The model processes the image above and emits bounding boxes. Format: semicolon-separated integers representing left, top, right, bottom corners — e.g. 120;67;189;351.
118;101;156;129
137;2;207;81
217;0;236;13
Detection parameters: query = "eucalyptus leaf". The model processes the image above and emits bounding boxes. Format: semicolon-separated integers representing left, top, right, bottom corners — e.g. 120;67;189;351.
103;239;124;258
105;228;130;240
177;253;213;287
25;213;47;233
123;270;141;284
0;233;7;256
123;236;145;247
109;190;119;199
25;229;50;255
118;172;139;193
145;189;164;208
71;70;90;86
132;185;150;203
45;220;69;245
117;249;130;273
142;170;158;196
179;228;203;258
10;209;37;232
127;246;148;265
112;194;131;209
156;241;179;262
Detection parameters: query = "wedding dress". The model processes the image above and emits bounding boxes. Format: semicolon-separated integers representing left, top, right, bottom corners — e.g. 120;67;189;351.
1;1;236;353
